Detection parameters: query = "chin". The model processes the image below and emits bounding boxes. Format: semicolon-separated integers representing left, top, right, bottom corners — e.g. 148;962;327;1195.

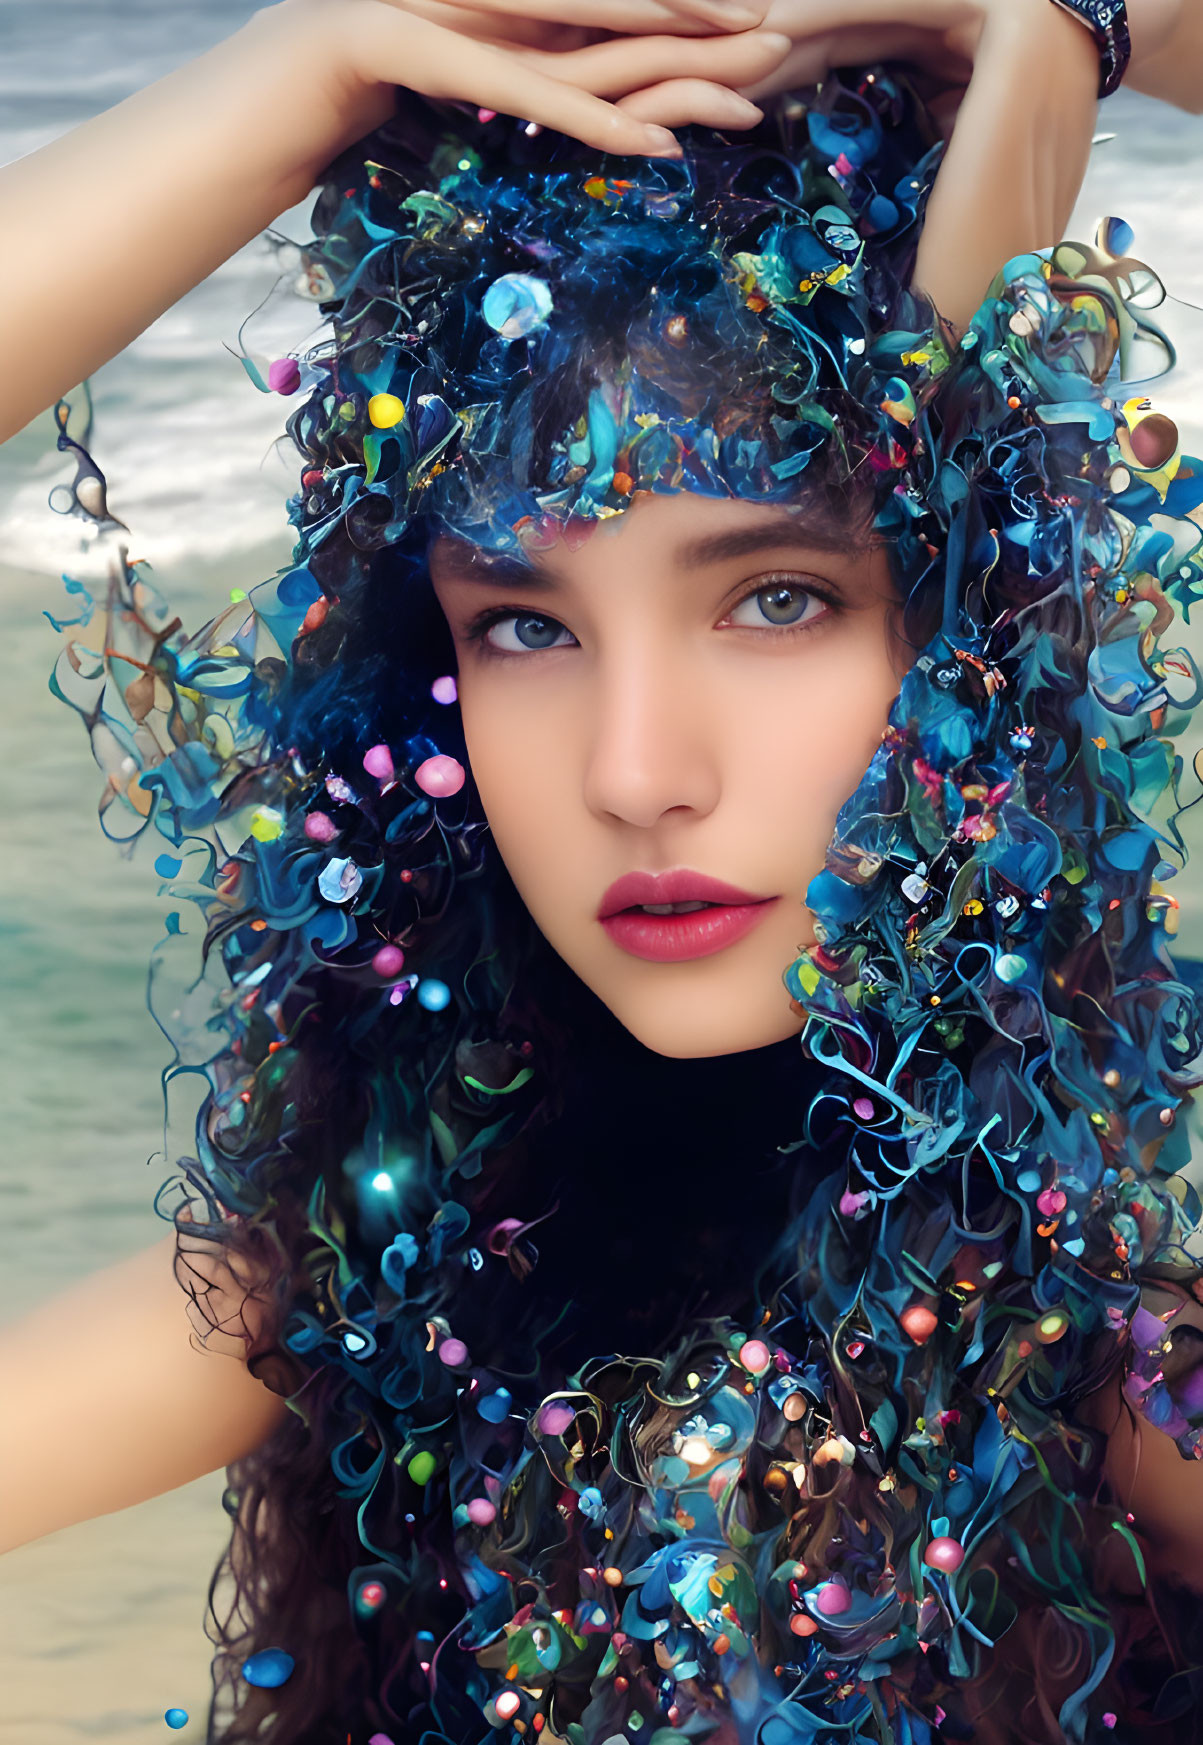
608;994;806;1061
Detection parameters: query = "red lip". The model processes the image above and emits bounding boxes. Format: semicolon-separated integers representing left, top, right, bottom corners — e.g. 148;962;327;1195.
598;869;770;919
597;869;778;964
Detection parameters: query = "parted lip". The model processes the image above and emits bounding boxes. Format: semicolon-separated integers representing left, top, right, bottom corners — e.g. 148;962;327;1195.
596;869;772;921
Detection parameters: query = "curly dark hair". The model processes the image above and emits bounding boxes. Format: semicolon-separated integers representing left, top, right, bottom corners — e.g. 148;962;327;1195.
48;66;1203;1745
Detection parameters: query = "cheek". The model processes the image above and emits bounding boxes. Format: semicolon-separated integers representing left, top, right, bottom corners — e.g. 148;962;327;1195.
458;686;575;896
726;621;900;832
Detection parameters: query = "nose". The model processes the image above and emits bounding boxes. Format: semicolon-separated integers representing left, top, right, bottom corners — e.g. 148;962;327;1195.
581;640;721;830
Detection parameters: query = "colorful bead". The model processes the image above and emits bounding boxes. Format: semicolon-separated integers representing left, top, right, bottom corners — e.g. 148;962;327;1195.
900;1304;939;1344
922;1536;965;1573
466;1497;497;1526
482;273;553;339
738;1338;771;1375
438;1337;469;1367
1036;1188;1067;1217
431;675;458;705
415;754;465;798
368;393;406;428
494;1690;522;1722
363;743;395;781
250;806;284;842
372;944;405;979
241;1649;295;1688
268;358;301;395
417;978;451;1012
815;1581;852;1615
407;1451;437;1485
304;811;338;843
1035;1309;1069;1344
164;1712;189;1731
356;1580;387;1613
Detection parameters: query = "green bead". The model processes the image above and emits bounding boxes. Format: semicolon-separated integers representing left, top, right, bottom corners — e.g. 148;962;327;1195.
408;1450;437;1486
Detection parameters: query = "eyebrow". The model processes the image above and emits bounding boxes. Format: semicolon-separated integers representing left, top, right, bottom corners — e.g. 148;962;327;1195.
431;511;868;586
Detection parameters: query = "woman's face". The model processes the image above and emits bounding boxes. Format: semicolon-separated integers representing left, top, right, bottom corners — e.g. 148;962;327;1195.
430;489;907;1059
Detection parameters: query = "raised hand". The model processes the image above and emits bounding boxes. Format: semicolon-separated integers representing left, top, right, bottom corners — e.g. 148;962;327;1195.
709;0;1104;327
0;0;791;442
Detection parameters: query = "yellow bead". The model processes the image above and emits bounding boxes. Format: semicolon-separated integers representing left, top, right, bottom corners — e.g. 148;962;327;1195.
250;806;284;842
368;393;406;429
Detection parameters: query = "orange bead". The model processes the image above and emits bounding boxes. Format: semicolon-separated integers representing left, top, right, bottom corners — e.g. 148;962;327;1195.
900;1304;938;1345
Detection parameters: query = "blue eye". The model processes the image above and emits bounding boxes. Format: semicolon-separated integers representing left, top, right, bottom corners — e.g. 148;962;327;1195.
485;613;575;653
728;583;822;630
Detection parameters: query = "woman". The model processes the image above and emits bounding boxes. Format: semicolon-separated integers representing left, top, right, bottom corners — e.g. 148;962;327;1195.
5;1;1203;1741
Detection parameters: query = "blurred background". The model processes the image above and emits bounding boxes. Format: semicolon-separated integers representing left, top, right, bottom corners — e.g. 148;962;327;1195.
2;2;1203;1739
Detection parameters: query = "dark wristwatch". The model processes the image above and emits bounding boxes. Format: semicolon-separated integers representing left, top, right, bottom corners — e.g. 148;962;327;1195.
1047;0;1132;98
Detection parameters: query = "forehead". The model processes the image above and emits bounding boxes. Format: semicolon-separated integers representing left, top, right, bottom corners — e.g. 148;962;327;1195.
428;488;877;583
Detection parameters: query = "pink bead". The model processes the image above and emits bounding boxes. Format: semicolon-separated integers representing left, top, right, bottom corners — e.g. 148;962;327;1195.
900;1305;939;1345
268;357;301;395
738;1339;771;1375
431;675;458;705
839;1190;868;1217
304;811;338;843
539;1402;575;1437
816;1582;851;1616
466;1497;497;1526
494;1690;521;1722
1036;1187;1067;1217
438;1338;469;1367
923;1536;965;1573
1102;1716;1116;1731
415;755;465;798
369;1735;397;1745
363;743;395;782
852;1096;874;1120
357;1581;386;1610
372;944;406;979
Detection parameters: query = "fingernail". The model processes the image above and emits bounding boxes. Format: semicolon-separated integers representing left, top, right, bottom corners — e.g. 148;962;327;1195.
759;31;792;54
644;127;682;155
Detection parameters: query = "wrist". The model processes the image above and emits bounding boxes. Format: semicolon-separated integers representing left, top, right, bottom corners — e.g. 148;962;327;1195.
229;2;399;198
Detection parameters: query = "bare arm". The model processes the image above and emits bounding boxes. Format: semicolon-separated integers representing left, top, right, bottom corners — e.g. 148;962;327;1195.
0;1234;288;1555
1127;0;1203;111
0;0;790;445
913;0;1101;332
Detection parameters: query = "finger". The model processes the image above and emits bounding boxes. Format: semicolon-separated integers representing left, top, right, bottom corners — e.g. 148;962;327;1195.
616;78;765;129
394;0;595;49
350;7;685;155
734;25;964;101
515;27;792;98
412;0;768;35
651;0;771;28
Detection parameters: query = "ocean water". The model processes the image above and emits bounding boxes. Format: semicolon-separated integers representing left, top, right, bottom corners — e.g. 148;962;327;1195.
1;2;1203;1739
